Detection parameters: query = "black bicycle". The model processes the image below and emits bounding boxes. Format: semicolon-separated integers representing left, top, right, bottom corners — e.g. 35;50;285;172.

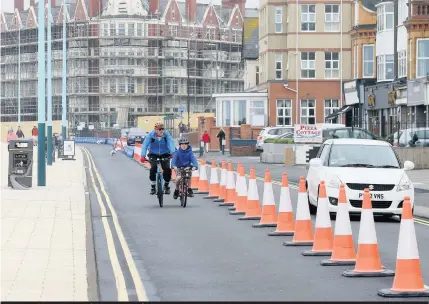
177;167;193;208
150;156;171;208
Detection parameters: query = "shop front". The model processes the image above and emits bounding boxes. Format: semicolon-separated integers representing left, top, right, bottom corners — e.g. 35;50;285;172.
407;78;429;129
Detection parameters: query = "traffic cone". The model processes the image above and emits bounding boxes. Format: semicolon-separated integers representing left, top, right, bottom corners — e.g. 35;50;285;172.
378;196;429;298
303;181;332;256
229;165;247;215
204;159;220;199
191;167;199;190
252;169;277;228
342;189;394;277
214;160;227;203
238;167;261;221
284;177;313;246
219;162;235;207
196;158;209;195
228;163;242;211
268;173;294;236
321;184;356;266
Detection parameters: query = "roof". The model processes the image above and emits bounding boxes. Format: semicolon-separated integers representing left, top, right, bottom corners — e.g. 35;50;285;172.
361;0;379;11
325;138;390;146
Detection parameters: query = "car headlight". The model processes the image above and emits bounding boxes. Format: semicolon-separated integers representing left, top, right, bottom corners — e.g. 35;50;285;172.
327;175;342;189
397;174;412;191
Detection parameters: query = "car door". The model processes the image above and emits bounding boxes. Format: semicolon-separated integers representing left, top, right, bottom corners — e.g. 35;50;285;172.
307;143;331;203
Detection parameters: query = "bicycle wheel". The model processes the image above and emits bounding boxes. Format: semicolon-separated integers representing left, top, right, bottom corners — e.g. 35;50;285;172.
157;174;163;208
182;180;188;208
179;182;184;207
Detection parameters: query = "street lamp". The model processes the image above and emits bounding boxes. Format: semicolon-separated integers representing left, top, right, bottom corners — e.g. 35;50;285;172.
37;0;46;186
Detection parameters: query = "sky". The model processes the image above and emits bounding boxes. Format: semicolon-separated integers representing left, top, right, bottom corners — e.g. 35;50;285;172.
0;0;258;13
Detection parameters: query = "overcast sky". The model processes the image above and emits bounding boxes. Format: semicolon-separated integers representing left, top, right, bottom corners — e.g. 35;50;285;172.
0;0;258;13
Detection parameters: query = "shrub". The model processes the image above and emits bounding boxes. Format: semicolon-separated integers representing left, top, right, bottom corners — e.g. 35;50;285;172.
264;138;294;144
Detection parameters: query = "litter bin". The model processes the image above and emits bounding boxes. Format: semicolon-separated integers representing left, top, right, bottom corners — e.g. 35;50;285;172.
8;139;34;189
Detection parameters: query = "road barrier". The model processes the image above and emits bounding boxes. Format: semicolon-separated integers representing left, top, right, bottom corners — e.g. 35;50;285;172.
238;167;261;221
228;163;241;212
196;158;209;195
268;173;294;236
214;160;227;203
219;162;235;207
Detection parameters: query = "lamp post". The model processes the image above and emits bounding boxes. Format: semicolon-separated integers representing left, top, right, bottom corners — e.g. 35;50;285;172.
37;0;46;186
47;0;53;165
61;0;67;142
187;39;190;130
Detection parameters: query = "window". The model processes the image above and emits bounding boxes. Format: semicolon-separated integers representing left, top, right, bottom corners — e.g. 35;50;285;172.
301;52;316;78
275;53;282;79
301;4;316;31
377;55;394;81
222;100;231;125
109;79;116;93
277;99;292;126
324;99;339;123
417;39;429;77
255;66;260;85
250;100;265;126
398;50;407;78
128;23;134;36
233;100;247;125
325;4;339;32
110;23;116;36
354;45;358;78
118;23;126;35
275;7;283;33
377;3;393;32
363;44;374;77
301;99;316;124
325;52;339;79
137;23;143;36
103;24;108;36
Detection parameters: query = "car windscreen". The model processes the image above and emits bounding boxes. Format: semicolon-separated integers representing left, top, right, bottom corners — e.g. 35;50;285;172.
328;144;400;168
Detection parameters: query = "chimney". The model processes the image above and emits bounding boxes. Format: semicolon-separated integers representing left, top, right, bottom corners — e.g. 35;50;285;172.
88;0;102;17
14;0;24;11
186;0;196;23
149;0;160;15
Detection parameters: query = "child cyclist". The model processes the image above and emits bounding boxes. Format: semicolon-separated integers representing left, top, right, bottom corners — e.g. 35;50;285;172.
172;137;198;199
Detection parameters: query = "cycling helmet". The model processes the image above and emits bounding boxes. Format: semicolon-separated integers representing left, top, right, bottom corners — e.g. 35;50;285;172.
178;137;189;145
154;122;164;130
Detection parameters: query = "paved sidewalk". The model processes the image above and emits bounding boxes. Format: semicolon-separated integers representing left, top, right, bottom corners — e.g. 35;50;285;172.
1;142;90;301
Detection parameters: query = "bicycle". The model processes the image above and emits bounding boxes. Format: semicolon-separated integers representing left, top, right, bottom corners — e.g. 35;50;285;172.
150;156;171;208
176;167;193;208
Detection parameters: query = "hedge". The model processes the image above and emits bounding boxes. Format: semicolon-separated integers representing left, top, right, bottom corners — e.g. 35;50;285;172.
264;138;294;144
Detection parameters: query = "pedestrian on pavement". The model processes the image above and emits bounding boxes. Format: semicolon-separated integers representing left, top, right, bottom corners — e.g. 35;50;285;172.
216;128;226;152
31;126;38;146
16;126;25;138
201;130;210;154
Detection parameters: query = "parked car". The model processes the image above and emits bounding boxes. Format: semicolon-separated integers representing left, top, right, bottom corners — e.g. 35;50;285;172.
322;127;379;141
385;127;429;147
306;138;415;220
256;126;295;151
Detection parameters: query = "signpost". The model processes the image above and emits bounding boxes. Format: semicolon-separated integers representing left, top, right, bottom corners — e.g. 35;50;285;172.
62;140;76;161
293;124;323;144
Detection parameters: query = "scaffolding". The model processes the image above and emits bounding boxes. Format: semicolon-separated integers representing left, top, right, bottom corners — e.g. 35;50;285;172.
0;1;245;129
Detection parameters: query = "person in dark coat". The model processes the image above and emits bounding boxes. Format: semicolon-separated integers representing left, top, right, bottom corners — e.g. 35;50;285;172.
216;128;226;152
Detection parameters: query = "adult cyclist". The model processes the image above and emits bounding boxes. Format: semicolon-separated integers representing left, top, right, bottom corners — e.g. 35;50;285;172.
140;122;176;195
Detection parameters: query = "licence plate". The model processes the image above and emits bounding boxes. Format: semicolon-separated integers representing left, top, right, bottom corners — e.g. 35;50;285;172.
358;192;385;200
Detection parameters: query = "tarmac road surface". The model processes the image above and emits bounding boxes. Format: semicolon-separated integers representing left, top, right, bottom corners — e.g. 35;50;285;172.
82;144;429;301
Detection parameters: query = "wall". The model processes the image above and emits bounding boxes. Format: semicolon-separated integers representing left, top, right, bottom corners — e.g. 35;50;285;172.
137;113;215;133
1;120;66;142
394;147;429;169
244;59;259;90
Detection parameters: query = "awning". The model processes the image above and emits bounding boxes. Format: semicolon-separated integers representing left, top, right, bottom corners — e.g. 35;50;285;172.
325;105;354;121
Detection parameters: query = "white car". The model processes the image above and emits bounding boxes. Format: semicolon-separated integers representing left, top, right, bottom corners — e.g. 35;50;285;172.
306;138;415;219
256;127;294;151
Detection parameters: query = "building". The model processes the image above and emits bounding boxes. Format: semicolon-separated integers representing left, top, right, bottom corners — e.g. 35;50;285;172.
405;0;429;128
0;0;250;129
253;0;352;127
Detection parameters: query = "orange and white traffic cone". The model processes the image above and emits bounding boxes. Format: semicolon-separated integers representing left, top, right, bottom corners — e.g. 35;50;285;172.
229;165;247;216
204;159;220;199
342;189;394;277
268;173;294;236
191;167;199;190
196;158;209;195
284;177;313;246
252;169;277;228
228;163;242;211
321;184;356;266
219;162;235;207
302;181;332;256
214;160;227;203
238;167;261;221
378;196;429;298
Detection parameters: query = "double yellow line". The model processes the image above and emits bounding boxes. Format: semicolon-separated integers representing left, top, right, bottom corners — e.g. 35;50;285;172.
81;146;149;301
205;163;429;227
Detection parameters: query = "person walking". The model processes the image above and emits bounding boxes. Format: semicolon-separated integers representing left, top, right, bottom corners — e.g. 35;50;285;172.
31;126;38;146
216;128;226;152
16;126;25;138
201;130;210;154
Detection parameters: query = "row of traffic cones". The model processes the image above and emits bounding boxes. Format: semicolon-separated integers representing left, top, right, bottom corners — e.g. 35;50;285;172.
193;157;428;298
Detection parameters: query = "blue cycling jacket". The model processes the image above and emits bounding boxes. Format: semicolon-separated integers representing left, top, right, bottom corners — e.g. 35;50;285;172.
172;146;198;169
141;130;176;157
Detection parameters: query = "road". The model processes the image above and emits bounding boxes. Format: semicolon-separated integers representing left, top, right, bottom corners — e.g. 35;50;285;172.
82;144;429;301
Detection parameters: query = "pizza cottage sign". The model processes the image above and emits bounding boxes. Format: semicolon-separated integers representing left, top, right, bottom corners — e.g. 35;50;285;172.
294;124;323;143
